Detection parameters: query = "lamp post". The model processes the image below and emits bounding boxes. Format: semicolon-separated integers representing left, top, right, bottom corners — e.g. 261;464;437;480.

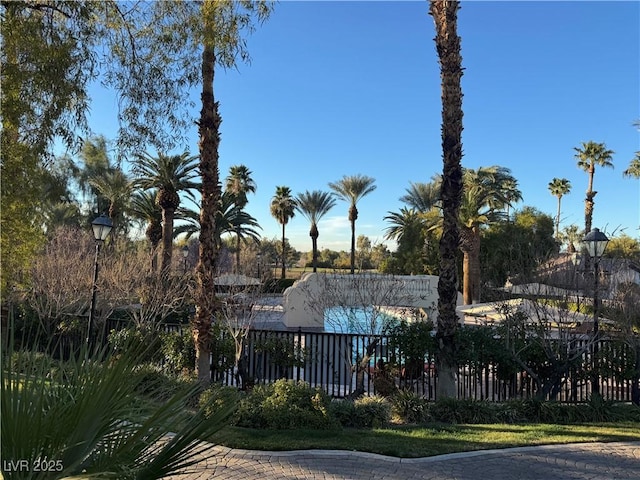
86;214;113;354
582;227;609;395
181;245;189;274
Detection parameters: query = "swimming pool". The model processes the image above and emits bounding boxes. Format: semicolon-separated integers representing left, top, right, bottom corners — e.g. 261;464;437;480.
323;305;402;334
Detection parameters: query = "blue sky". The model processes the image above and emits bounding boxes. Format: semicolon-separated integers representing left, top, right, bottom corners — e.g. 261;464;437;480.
88;1;639;252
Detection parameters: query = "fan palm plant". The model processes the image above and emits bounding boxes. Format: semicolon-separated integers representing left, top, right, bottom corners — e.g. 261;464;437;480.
574;141;615;233
548;177;572;238
270;186;296;279
134;152;199;275
225;165;256;272
328;174;377;274
295;190;336;273
1;333;234;479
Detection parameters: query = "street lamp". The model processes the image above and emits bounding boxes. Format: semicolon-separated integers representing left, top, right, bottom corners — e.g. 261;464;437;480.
181;245;189;274
86;214;113;354
582;227;609;395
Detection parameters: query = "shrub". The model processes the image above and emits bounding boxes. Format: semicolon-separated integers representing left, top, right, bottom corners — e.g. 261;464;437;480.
200;384;242;419
430;398;497;424
353;395;392;428
391;390;429;424
234;379;336;430
131;364;195;403
159;328;196;375
108;326;162;365
327;400;358;427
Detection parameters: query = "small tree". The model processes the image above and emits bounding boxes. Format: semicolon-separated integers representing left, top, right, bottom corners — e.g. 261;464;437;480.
216;283;261;389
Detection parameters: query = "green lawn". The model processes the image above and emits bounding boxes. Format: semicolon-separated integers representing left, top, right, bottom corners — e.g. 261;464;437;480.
210;422;640;458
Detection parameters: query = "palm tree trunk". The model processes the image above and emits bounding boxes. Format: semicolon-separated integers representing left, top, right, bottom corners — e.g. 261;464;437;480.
349;205;358;274
194;39;222;383
555;196;561;238
585;167;596;233
160;207;174;275
432;0;464;400
460;226;480;304
281;222;287;279
235;226;241;273
350;219;356;274
311;228;319;273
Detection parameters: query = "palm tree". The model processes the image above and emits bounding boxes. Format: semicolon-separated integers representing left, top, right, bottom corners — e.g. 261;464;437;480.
70;135;114;217
574;141;615;233
295;190;336;273
548;177;572;238
560;224;582;254
134;151;199;275
383;207;429;274
89;167;133;237
458;166;522;305
270;186;296;279
623;153;640;179
400;180;440;213
430;0;464;400
225;165;256;273
328;175;377;274
175;191;261;246
131;189;163;272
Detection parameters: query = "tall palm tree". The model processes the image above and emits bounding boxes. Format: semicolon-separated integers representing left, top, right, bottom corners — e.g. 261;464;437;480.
295;190;336;273
134;151;199;275
89;167;133;237
623;154;640;179
430;0;464;400
270;186;296;279
328;174;377;274
574;141;615;233
458;166;522;305
548;177;572;238
225;165;256;272
131;189;163;272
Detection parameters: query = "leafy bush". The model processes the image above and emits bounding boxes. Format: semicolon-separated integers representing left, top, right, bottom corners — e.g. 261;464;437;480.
391;390;429;424
131;364;196;403
430;398;497;424
160;328;196;375
200;384;242;419
327;400;358;427
352;395;392;428
234;379;336;429
108;326;162;365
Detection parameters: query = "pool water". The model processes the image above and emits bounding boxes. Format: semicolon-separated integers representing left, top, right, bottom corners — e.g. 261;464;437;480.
323;306;400;334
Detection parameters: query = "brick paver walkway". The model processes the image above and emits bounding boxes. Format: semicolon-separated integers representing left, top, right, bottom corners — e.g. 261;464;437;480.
165;441;640;480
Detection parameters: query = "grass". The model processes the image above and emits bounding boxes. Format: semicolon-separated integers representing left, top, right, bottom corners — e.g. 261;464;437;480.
209;422;640;458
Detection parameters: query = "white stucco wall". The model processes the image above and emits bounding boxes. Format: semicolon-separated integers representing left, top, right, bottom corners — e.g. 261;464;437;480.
282;272;463;329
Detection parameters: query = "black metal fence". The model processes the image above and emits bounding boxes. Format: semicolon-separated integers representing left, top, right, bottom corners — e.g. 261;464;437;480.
98;319;636;403
214;328;636;403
